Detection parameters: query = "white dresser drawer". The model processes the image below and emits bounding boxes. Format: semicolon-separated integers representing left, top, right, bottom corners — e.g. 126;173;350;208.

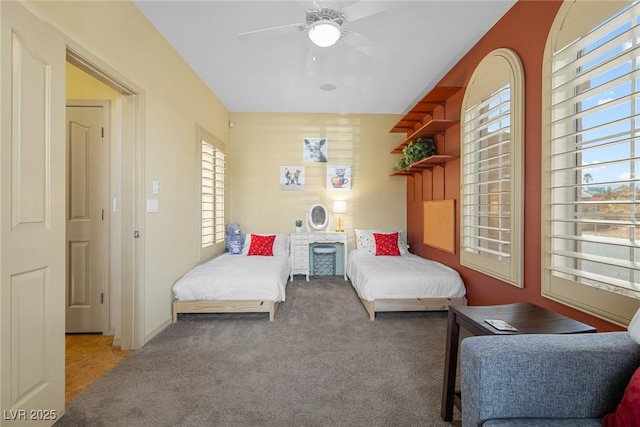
293;253;308;265
293;260;308;269
310;233;345;243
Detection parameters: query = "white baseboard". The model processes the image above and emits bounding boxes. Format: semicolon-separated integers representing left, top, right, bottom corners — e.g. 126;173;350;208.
144;318;172;345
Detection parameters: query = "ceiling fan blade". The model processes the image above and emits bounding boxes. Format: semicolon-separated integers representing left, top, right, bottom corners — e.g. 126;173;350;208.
304;46;320;77
238;23;306;41
342;30;391;59
296;0;321;11
341;1;402;22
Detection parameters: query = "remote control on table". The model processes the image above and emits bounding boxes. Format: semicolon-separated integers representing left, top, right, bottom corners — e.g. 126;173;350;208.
484;319;518;332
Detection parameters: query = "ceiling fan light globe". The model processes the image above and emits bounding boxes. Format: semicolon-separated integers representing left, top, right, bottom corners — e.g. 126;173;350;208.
308;21;342;47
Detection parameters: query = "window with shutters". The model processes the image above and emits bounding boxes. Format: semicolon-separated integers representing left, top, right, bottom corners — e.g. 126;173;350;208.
543;0;640;325
460;48;524;287
199;127;226;260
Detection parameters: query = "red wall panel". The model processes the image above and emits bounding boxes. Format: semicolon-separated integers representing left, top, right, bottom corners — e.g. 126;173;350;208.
405;0;623;332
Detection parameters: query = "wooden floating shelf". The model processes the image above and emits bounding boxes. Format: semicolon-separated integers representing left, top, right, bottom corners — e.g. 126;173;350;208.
390;86;463;134
390;155;458;175
391;119;459;154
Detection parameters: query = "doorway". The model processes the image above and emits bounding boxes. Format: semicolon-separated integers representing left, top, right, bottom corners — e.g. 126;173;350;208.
66;47;146;351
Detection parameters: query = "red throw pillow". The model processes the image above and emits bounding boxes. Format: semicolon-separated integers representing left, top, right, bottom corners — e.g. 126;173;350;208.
602;367;640;427
247;234;276;256
373;232;401;256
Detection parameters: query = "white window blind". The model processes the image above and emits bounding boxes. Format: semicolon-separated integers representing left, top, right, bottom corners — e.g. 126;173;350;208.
547;2;640;303
201;137;226;256
460;48;524;287
462;85;512;262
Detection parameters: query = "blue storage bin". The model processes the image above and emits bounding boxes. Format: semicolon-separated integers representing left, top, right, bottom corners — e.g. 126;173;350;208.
312;246;336;276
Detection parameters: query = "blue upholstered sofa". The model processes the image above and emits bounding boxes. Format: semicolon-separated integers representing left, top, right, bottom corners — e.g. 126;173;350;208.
460;332;640;426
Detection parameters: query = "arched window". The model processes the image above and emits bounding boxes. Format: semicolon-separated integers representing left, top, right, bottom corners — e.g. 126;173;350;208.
460;48;524;287
542;0;639;325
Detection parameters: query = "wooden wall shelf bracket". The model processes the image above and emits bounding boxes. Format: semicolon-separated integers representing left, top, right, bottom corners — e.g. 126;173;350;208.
390;155;458;176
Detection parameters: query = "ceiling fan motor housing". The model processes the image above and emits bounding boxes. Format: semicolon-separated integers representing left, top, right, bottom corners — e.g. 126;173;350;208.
306;8;344;27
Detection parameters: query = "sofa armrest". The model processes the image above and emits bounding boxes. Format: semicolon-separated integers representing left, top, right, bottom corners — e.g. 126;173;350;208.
461;332;640;427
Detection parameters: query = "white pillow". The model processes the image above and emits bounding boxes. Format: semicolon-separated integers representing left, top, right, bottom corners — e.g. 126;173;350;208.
629;307;640;345
354;229;408;255
273;233;290;256
242;233;289;256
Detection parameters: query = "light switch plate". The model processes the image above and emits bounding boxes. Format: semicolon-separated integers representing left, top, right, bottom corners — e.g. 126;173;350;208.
146;198;159;213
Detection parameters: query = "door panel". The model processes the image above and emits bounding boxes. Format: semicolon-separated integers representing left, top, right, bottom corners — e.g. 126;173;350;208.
1;1;66;424
66;105;108;333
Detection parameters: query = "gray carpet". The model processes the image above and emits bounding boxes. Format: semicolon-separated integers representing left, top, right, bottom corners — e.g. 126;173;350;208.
55;277;463;426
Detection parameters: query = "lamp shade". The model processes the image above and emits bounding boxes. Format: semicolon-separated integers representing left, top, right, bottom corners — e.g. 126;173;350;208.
307;21;342;48
333;200;347;214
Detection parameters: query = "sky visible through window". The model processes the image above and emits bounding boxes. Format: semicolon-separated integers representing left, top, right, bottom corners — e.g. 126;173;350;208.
580;17;638;190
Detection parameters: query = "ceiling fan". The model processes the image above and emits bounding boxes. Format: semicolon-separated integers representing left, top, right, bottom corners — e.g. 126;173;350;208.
237;1;399;75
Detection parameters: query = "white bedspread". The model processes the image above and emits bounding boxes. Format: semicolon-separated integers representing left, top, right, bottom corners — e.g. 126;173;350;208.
347;250;466;301
172;253;290;302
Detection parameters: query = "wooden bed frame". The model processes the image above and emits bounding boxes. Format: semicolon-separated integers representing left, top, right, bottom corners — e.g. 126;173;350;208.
172;299;280;322
358;297;468;321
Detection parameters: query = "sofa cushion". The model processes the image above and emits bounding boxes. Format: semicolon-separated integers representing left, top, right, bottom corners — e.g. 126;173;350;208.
629;307;640;345
484;419;602;426
601;366;640;427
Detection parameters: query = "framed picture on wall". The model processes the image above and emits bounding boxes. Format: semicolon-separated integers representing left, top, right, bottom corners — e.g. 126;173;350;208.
327;165;351;190
280;165;305;191
303;137;328;162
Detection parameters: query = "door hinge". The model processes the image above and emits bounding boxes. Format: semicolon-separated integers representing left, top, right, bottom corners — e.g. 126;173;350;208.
100;293;104;304
101;208;104;220
101;127;104;138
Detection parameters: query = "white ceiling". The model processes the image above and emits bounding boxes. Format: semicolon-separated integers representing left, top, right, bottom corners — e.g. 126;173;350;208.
133;0;516;114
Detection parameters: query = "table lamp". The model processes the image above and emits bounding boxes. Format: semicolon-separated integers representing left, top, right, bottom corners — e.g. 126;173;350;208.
333;200;347;232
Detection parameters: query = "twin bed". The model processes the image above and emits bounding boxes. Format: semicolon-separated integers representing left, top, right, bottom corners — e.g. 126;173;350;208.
347;229;466;320
172;230;466;322
172;234;290;321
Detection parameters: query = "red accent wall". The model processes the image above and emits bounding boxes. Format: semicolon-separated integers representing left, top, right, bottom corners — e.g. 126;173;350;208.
406;0;624;332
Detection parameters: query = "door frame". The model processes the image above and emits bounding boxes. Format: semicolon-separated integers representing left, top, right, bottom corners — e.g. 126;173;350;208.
66;45;145;350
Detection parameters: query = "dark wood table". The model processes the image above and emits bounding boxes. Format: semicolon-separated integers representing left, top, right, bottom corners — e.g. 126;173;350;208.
440;302;596;421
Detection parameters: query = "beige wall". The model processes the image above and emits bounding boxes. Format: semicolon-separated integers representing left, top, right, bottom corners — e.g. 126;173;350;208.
27;0;230;341
229;113;406;248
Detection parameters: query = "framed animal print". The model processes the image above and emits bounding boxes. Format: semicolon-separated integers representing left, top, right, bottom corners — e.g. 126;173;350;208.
327;165;351;190
280;166;305;191
303;137;328;162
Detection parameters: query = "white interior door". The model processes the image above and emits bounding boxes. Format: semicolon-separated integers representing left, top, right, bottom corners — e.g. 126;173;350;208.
66;103;109;333
1;1;66;424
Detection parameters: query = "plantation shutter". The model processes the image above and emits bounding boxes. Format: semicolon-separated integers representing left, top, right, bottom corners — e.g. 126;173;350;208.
200;133;226;259
461;48;524;287
462;84;512;262
547;2;640;300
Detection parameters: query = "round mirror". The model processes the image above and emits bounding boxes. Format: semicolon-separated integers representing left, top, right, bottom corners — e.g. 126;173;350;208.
308;204;329;230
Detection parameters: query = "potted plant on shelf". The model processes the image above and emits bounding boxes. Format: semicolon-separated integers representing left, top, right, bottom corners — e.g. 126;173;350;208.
295;219;303;232
393;156;411;172
393;137;437;172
